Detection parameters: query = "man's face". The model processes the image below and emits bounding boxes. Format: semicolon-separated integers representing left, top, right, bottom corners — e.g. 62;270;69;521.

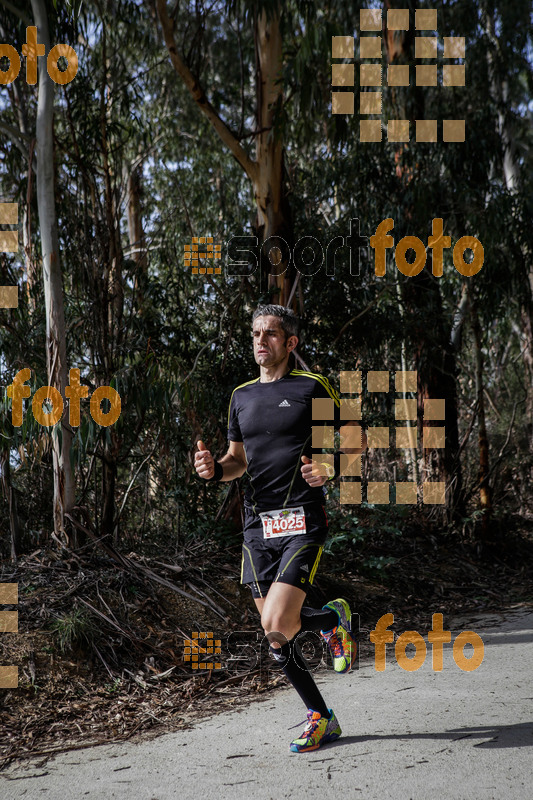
252;315;297;369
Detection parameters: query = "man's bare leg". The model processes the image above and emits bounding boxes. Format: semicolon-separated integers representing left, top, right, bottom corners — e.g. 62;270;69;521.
254;582;307;646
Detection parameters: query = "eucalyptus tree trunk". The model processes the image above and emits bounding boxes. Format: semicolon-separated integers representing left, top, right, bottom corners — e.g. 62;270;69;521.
483;10;519;192
383;0;463;519
99;16;124;543
471;301;492;532
125;161;148;305
0;451;20;562
483;6;533;454
155;0;294;305
32;0;76;547
253;6;293;304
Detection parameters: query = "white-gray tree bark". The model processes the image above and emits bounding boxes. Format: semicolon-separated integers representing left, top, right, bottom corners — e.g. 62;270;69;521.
32;0;76;545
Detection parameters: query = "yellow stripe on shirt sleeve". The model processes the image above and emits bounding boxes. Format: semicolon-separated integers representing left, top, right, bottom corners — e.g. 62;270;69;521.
227;378;260;429
291;370;340;406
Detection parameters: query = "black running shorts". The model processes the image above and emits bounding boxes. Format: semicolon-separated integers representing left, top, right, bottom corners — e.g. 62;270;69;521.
240;504;328;599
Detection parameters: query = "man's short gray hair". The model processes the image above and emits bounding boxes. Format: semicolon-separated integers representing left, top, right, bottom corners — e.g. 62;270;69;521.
252;305;300;339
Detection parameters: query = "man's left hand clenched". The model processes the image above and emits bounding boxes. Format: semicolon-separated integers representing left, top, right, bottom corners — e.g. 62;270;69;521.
301;455;328;487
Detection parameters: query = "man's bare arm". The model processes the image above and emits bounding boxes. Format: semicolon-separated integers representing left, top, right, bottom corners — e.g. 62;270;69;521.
218;441;247;480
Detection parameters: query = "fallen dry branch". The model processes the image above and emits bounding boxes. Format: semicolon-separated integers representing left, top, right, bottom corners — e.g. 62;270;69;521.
66;511;227;619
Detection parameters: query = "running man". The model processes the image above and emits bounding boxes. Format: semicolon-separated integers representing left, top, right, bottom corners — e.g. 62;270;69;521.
194;304;359;753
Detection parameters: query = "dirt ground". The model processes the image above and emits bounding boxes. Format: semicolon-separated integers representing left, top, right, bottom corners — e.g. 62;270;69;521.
1;517;532;770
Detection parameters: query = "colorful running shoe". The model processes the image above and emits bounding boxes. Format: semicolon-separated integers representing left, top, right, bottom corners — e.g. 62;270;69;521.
289;708;342;753
320;598;357;673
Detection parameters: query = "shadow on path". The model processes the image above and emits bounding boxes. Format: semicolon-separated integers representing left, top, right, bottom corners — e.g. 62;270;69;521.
322;721;533;752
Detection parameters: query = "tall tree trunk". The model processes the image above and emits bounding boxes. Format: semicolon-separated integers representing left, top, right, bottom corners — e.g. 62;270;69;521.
102;455;117;544
384;0;463;518
483;5;533;453
155;0;295;305
471;300;492;533
125;160;148;306
253;5;293;305
410;281;464;519
395;273;419;487
32;0;77;548
483;9;519;192
520;308;533;449
0;451;20;562
98;17;124;540
6;78;38;310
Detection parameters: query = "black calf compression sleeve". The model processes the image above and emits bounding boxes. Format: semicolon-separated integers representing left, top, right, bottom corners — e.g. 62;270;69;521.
299;605;338;633
269;632;329;718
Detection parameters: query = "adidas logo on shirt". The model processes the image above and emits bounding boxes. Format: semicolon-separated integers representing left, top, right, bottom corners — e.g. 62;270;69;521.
279;399;291;407
301;564;309;573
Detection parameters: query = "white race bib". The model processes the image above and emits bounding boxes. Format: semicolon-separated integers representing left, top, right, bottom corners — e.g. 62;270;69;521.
259;506;307;539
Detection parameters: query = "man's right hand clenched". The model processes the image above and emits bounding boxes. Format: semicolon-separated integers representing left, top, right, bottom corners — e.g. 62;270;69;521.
194;439;215;480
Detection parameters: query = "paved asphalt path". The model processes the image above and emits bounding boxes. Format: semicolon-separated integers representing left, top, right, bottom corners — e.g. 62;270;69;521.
2;609;532;800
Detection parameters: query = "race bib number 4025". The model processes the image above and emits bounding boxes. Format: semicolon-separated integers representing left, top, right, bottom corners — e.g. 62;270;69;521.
259;506;306;539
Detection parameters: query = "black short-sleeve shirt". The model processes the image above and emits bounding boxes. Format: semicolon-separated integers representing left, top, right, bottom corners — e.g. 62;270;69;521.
227;369;340;513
